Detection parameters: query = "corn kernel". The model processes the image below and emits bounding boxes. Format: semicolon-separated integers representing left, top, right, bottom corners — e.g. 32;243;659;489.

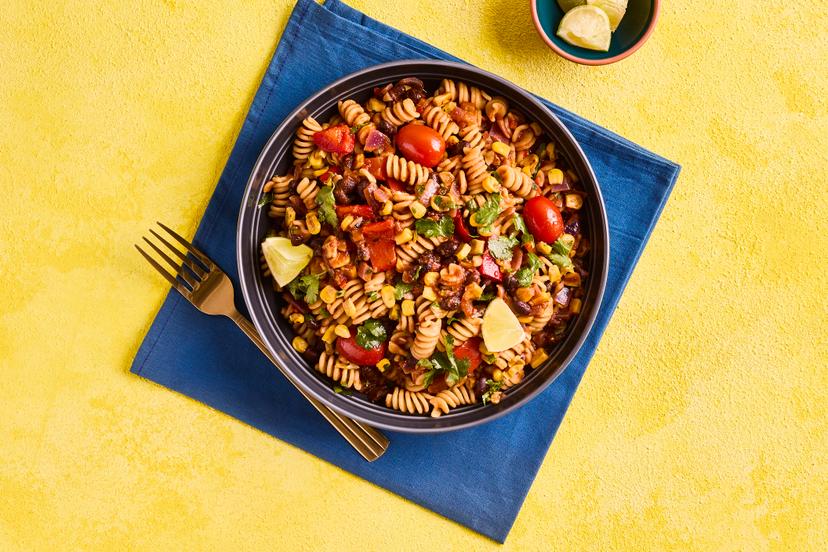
306;212;321;235
380;200;393;216
492;368;503;382
446;135;459;146
516;287;534;302
536;241;552;256
478;226;493;237
423;271;439;287
565;193;583;210
517;315;533;324
530;349;549;368
455;243;471;260
285;206;296;227
395;228;413;245
472;255;483;267
367;97;385;112
292;336;308;353
288;313;305;325
389;304;400;321
395;260;406;272
409;202;427;219
340;214;355;231
491;141;511;157
467;282;483;300
308;151;325;170
422;286;437;301
354;153;365;169
320;285;337;304
313;167;329;177
547;168;564;185
343;298;357;319
376;358;390;372
401;299;415;317
482;175;501;193
563;271;581;287
470;239;485;256
522;165;533;175
334;324;351;339
547;264;562;283
569;298;582;315
322;325;337;344
380;285;396;309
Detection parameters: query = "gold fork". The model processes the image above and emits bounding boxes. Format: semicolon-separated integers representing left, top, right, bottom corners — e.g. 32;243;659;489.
135;221;389;461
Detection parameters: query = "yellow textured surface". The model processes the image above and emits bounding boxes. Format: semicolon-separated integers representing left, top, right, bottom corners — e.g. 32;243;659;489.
1;0;826;549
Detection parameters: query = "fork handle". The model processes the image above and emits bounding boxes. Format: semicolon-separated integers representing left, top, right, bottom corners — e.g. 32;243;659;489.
228;312;389;461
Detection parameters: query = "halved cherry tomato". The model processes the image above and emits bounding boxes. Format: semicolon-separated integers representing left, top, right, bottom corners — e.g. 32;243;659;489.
453;336;482;374
337;335;387;366
395;124;445;168
478;251;502;282
523;196;564;244
453;212;473;242
335;205;374;220
362;219;396;240
313;124;355;155
363;156;387;181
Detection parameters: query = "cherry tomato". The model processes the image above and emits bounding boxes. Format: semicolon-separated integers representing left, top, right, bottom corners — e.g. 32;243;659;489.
453;337;482;374
363;156;387;181
336;335;387;366
386;177;406;192
313;124;354;155
523;196;564;244
335;205;374;221
395;124;445;168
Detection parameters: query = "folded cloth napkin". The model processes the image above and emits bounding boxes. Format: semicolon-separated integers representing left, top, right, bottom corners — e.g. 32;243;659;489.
131;0;680;542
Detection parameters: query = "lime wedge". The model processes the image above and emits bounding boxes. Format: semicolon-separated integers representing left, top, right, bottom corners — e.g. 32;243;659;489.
556;5;612;52
261;236;313;287
481;298;526;353
587;0;627;31
557;0;586;11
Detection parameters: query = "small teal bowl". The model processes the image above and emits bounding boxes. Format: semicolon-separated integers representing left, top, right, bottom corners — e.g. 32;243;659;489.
531;0;660;65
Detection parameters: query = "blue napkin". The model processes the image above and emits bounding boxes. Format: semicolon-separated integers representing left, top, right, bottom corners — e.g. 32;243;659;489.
131;0;680;542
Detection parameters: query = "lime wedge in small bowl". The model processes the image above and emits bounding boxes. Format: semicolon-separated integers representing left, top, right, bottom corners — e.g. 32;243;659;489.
261;236;313;287
557;0;585;11
556;5;612;52
588;0;627;31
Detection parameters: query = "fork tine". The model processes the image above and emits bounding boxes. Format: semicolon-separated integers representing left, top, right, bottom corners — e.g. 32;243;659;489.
142;236;199;289
149;228;206;278
156;221;215;269
135;244;191;297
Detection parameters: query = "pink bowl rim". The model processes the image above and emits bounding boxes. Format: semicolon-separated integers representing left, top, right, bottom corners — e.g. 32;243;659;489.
530;0;661;66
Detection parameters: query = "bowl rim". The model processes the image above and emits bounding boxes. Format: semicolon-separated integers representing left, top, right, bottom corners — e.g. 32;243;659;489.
236;60;609;432
530;0;661;66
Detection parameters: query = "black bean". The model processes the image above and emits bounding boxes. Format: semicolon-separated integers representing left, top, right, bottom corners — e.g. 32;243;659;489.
341;153;355;170
441;293;461;311
447;140;471;157
464;269;481;285
513;301;532;316
474;378;488;396
435;239;460;258
503;274;518;293
419;251;441;273
377;120;396;136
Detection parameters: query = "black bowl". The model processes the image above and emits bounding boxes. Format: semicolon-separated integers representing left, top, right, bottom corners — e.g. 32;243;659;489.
237;60;608;433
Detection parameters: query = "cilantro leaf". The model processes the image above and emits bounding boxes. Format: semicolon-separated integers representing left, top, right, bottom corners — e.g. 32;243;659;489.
257;191;274;208
367;291;380;303
488;235;519;261
481;379;503;405
417;335;470;388
315;186;338;228
548;253;573;271
415;216;454;238
394;281;412;300
286;273;324;304
355;319;387;350
470;194;501;230
350;122;369;134
551;234;575;256
515;252;541;287
512;214;533;245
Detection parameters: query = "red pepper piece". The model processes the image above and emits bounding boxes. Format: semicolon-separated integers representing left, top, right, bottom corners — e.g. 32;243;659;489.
453;212;473;242
362;219;396;240
313;124;355;155
335;205;375;220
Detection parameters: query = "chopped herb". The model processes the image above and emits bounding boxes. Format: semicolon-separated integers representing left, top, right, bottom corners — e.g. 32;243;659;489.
551;234;575;256
478;286;497;302
355;319;387;350
512;214;533;245
315;185;338;228
488;235;519;261
411;265;423;280
481;379;503;405
367;291;380;302
548;253;573;271
257;191;274;208
415;215;454;238
286;273;324;304
418;336;470;388
350;122;369;134
515;252;541;287
333;385;352;395
394;281;413;300
446;314;460;326
471;194;501;229
482;352;497;365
